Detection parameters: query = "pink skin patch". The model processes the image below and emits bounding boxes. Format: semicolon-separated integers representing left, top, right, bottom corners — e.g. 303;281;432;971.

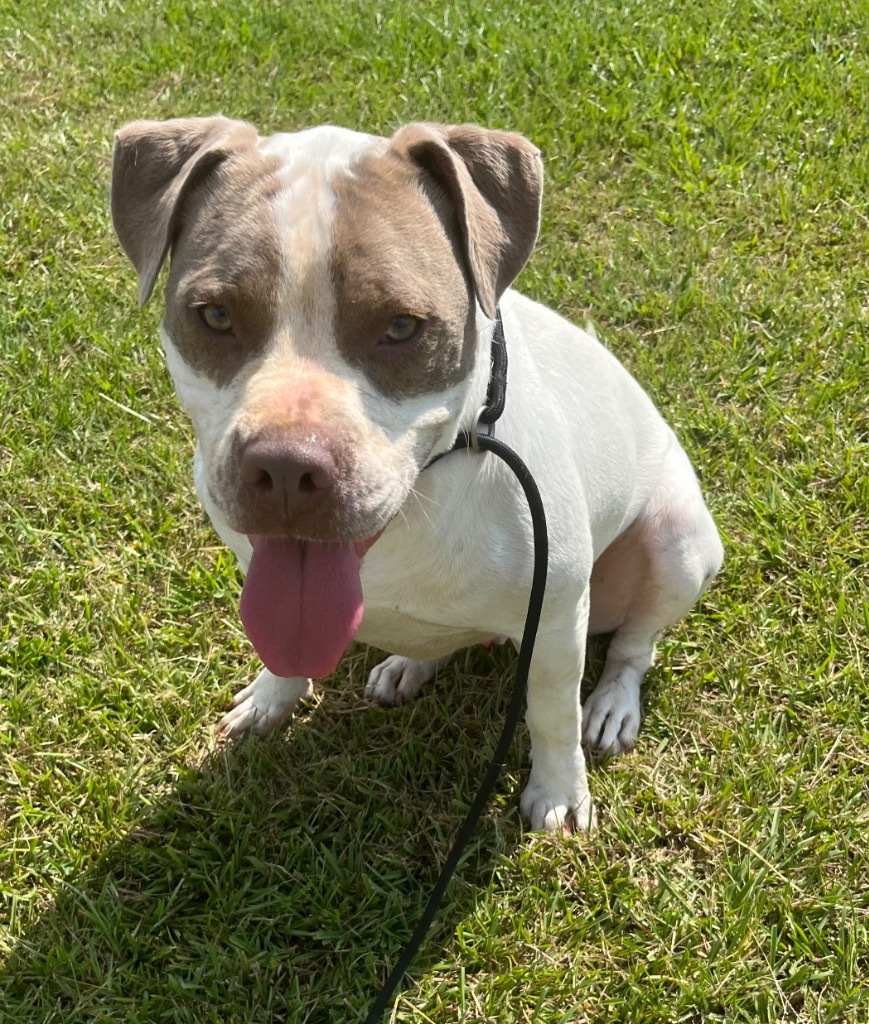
240;531;382;679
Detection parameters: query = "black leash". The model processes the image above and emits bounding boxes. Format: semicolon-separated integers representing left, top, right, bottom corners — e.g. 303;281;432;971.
364;309;549;1022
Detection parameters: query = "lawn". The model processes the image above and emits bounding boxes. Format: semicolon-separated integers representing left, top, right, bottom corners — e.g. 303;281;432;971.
1;0;867;1021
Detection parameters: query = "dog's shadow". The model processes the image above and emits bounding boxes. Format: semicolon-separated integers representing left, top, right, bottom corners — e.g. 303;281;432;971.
0;645;544;1022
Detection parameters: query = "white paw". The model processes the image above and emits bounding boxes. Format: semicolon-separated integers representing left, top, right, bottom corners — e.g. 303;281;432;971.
519;771;596;833
364;654;449;707
217;669;313;738
582;677;641;755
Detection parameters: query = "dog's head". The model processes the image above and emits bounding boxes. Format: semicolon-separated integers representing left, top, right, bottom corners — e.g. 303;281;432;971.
111;117;542;676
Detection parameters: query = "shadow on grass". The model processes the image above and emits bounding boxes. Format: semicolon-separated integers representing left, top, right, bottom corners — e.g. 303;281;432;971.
0;645;537;1024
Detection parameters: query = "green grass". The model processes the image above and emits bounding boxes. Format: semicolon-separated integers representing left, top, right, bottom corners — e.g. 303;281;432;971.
1;0;867;1020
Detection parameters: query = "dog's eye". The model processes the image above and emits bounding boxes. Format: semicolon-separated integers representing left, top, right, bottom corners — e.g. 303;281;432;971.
199;304;233;333
382;315;424;345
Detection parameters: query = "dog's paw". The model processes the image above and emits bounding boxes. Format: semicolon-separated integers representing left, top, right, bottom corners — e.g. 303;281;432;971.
218;670;313;738
519;774;596;834
582;677;641;755
364;654;450;707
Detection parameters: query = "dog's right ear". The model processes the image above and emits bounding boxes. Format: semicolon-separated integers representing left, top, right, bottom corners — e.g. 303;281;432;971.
111;116;258;305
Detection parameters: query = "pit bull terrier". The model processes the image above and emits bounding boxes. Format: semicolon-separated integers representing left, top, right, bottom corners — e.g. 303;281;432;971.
111;117;723;831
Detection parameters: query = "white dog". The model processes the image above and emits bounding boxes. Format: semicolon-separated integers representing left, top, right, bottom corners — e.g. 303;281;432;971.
111;117;723;832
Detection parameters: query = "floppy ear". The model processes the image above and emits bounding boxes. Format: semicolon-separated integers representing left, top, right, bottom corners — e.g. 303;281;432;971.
111;115;258;305
390;123;543;319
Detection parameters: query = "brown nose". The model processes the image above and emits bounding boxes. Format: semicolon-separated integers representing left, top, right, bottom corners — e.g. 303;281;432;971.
240;436;338;510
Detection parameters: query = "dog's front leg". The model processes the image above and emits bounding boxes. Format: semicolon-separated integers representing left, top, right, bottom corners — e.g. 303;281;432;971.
519;612;594;833
217;669;313;738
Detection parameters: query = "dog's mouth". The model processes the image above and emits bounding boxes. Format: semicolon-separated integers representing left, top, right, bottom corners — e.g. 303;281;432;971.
239;532;383;679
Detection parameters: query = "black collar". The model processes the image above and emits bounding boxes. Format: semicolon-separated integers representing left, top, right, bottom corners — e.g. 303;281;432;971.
425;307;507;468
477;305;508;426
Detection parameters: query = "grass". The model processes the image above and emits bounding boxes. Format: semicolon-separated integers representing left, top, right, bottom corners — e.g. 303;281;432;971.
1;0;867;1020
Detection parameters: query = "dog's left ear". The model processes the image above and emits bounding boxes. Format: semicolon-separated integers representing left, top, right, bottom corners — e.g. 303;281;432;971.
391;123;543;319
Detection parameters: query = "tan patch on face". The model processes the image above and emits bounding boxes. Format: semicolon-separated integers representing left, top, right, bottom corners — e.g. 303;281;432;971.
330;150;476;400
163;148;284;388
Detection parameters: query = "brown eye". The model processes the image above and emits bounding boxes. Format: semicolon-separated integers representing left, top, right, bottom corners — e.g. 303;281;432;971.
200;304;233;333
382;315;423;345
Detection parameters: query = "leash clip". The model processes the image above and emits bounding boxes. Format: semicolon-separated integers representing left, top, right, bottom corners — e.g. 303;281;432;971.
468;406;494;451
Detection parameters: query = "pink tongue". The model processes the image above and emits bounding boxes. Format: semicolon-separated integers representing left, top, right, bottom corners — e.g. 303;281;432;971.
240;537;365;679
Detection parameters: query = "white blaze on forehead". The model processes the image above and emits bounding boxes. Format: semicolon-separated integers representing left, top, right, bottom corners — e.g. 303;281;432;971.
258;125;384;175
256;126;386;362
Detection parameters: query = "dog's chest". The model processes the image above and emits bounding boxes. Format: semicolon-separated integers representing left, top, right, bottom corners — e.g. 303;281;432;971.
356;604;493;660
356;521;503;657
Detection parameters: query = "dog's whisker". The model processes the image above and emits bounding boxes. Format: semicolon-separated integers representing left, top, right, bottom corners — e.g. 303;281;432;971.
408;487;445;510
407;488;438;527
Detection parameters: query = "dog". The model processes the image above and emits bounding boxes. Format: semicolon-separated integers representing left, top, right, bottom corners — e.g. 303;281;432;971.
111;117;723;832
